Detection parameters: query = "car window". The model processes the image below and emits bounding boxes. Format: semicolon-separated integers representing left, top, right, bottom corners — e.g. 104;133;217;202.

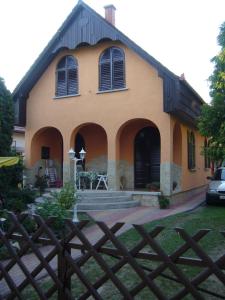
214;169;225;180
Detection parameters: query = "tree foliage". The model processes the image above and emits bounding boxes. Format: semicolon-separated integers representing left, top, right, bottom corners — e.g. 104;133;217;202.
0;77;14;156
198;21;225;165
0;77;23;201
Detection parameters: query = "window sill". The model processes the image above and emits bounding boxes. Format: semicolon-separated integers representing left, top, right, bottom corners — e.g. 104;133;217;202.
188;168;196;173
53;94;80;99
96;88;128;94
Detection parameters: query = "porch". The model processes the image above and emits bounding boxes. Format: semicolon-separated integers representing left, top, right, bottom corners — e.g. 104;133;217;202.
25;119;183;196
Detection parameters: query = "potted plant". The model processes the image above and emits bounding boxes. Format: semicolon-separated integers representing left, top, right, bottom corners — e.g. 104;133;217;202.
146;181;160;191
158;195;170;209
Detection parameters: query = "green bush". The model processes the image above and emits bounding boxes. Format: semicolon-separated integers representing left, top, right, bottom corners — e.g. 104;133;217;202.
3;188;36;213
36;200;70;236
36;182;76;236
158;195;170;209
50;182;76;209
0;158;23;195
34;174;47;195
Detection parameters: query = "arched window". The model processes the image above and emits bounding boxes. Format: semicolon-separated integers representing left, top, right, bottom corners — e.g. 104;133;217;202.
56;55;78;97
187;131;196;170
99;47;125;91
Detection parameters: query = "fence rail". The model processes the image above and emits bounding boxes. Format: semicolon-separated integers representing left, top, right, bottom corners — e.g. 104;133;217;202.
0;212;225;299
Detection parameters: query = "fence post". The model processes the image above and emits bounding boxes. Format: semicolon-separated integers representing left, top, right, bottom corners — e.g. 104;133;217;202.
58;245;71;300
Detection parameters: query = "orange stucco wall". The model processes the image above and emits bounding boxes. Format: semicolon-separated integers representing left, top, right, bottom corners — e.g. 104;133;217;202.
76;124;107;164
25;41;170;166
119;119;157;163
30;127;63;166
173;123;182;166
24;40;209;193
171;117;210;191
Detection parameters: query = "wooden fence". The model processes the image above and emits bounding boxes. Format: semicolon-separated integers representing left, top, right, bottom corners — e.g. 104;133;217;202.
0;212;225;299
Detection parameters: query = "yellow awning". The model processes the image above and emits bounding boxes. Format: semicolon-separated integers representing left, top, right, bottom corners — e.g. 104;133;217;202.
0;157;20;168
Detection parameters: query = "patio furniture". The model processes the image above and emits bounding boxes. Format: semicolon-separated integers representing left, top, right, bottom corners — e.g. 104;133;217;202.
96;174;108;190
45;160;57;187
78;171;97;190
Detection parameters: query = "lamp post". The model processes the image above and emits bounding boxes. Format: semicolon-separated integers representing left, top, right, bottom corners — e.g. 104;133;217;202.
68;148;86;190
68;148;86;223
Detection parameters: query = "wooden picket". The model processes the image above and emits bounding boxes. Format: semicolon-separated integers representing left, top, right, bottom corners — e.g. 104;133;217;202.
0;212;224;299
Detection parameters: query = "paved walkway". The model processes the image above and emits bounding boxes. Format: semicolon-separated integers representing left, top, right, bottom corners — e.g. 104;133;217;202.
88;190;206;234
0;191;206;297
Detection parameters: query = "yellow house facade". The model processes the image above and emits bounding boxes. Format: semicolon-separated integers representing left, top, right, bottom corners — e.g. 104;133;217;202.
13;1;209;201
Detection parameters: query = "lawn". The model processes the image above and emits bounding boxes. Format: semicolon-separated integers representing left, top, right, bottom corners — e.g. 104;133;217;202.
19;205;225;299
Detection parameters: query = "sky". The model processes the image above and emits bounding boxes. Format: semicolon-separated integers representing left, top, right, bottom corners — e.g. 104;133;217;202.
0;0;224;103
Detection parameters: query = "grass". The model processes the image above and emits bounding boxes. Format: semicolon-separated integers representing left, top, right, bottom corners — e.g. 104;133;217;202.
11;206;225;299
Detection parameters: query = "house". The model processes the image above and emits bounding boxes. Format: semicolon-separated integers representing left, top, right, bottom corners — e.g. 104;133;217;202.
12;126;25;155
13;1;210;201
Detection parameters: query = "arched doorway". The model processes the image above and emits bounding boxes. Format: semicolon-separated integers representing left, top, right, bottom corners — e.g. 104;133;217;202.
74;133;86;170
134;127;160;189
30;127;63;184
71;123;108;173
117;119;161;190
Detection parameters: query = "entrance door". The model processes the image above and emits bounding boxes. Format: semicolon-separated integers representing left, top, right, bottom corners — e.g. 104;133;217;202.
75;133;85;170
134;127;160;189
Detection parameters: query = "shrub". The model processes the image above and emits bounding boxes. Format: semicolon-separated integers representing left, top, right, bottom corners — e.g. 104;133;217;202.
0;158;23;196
3;188;36;213
50;182;76;209
158;195;170;209
36;200;70;236
36;182;76;236
35;174;47;195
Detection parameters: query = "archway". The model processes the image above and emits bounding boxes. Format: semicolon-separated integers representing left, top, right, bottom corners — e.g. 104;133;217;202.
30;127;63;183
134;126;160;189
117;119;161;190
72;123;108;173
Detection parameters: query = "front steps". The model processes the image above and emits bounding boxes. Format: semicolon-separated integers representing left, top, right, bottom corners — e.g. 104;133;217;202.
77;191;140;211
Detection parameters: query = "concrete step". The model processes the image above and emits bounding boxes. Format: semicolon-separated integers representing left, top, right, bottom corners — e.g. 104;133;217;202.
77;200;140;211
77;195;131;203
36;190;140;211
77;191;130;198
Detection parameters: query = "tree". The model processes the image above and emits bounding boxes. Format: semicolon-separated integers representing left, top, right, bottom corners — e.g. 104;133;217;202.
0;77;23;199
0;77;14;156
198;21;225;166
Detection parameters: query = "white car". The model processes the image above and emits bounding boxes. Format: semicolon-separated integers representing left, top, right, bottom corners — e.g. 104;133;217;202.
206;167;225;204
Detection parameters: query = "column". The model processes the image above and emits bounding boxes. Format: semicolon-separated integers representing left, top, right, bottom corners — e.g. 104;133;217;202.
107;135;120;190
160;122;173;196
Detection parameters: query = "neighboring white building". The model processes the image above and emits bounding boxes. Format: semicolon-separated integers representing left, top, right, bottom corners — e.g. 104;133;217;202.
12;126;25;155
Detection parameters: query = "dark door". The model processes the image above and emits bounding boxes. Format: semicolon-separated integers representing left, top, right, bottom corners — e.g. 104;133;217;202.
75;133;85;170
134;127;160;189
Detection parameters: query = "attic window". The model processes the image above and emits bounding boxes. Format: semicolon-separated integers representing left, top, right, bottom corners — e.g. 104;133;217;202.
99;47;125;91
56;56;78;97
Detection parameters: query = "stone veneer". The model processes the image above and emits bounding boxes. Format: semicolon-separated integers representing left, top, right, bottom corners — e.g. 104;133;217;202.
160;162;182;196
118;160;134;189
25;159;62;186
86;155;107;173
171;162;182;193
160;162;172;195
107;160;120;190
132;191;161;207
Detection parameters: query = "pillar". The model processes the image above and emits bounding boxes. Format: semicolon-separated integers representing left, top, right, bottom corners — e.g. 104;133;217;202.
107;135;120;190
160;121;173;196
